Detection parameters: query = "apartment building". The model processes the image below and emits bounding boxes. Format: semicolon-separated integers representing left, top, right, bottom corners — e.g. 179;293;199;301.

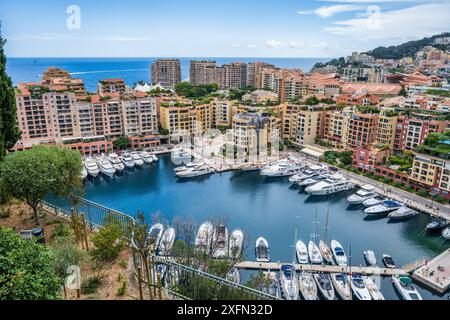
394;113;448;152
346;113;379;149
97;78;127;96
210;98;234;128
242;90;278;104
375;113;398;151
151;59;182;89
189;60;217;85
159;104;199;139
42;67;86;96
282;104;325;147
260;67;306;102
232;112;281;154
224;62;248;90
323;111;350;149
247;62;275;88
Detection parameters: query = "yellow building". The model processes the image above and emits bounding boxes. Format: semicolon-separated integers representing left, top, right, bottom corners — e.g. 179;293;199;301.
282;104;325;147
375;113;398;152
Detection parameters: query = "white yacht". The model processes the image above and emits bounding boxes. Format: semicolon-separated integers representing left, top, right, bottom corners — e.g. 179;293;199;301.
331;273;352;300
151;154;158;162
289;164;327;183
108;153;125;172
382;254;396;268
362;196;387;208
149;223;165;252
131;152;144;167
241;163;263;172
229;229;244;259
350;274;372;300
363;276;385;300
280;264;299;300
319;241;334;265
363;250;377;266
298;272;318;301
158;228;176;256
195;222;214;253
308;241;323;264
331;240;348;267
255;237;270;262
176;166;213;179
80;167;88;180
140;151;154;164
314;273;335;300
120;153;135;169
305;174;354;196
297;172;332;187
388;206;419;221
171;149;191;163
261;159;304;178
174;161;205;173
84;158;100;177
347;185;377;205
97;158;116;177
443;227;450;240
296;240;309;264
364;200;402;215
392;276;423;300
212;225;228;259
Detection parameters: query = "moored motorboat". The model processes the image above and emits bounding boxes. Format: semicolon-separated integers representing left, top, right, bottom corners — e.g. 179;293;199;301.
363;250;377;266
140;151;154;164
212;224;228;259
84;158;100;177
120;153;135;169
229;229;244;259
289;164;328;183
261;159;304;178
176;166;213;179
350;274;372;300
151;154;158;162
347;185;377;205
280;264;299;300
392;276;423;300
308;241;323;264
364;200;402;215
80;167;88;180
382;254;396;269
314;273;335;300
131;152;144;167
363;196;387;208
97;157;116;177
296;240;309;264
255;237;270;262
331;240;348;266
298;272;318;301
388;206;419;221
108;153;125;171
158;227;176;256
426;218;449;232
331;273;352;300
195;222;214;253
305;174;354;196
149;223;165;252
226;268;240;284
363;276;385;300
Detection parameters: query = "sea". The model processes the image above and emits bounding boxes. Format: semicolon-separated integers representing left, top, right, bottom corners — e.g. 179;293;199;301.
6;57;329;92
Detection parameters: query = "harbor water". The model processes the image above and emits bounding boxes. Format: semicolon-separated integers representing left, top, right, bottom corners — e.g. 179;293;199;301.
47;155;450;300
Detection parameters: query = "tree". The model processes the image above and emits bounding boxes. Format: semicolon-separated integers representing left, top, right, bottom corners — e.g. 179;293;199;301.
0;227;61;300
0;146;82;225
0;25;20;160
114;135;131;150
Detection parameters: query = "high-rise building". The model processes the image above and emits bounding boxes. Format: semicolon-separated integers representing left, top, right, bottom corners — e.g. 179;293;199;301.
223;62;248;90
190;60;217;85
247;62;275;88
151;59;182;89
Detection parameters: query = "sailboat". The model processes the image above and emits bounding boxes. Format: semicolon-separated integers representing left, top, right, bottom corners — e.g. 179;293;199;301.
280;264;299;300
314;273;335;300
331;273;352;300
298;272;318;300
319;210;334;265
309;213;323;264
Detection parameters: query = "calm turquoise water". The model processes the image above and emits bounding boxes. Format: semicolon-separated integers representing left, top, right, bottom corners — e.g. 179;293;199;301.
47;155;450;300
6;57;328;92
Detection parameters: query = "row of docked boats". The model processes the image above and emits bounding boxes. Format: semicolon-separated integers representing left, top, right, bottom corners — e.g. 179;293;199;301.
195;222;244;259
81;151;158;179
347;185;450;238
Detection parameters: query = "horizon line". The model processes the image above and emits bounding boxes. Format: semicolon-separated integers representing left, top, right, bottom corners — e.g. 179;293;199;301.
7;56;334;60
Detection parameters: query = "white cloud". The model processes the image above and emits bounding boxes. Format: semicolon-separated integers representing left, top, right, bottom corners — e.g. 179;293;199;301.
315;4;365;17
266;40;284;48
297;10;315;15
317;0;422;3
324;3;450;40
289;41;305;49
247;44;259;49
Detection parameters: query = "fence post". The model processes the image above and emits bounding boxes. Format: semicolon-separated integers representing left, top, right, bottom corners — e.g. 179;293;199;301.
81;213;89;251
137;266;144;300
143;255;154;300
157;273;163;300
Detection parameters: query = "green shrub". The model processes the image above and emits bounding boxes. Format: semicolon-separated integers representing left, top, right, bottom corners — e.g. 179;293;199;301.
435;195;449;204
81;276;102;295
90;224;125;264
51;223;73;239
118;259;128;269
116;280;128;297
416;190;429;198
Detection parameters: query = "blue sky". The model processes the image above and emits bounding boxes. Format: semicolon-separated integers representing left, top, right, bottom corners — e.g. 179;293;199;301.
1;0;449;58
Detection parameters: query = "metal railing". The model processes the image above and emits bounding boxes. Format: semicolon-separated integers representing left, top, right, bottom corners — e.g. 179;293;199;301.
41;196;279;300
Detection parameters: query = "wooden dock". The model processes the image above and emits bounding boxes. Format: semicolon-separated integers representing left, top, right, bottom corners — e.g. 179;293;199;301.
234;261;410;276
413;249;450;294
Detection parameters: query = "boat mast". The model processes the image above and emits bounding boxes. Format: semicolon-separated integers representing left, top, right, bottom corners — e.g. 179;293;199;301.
323;210;330;244
293;216;299;264
348;233;353;301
